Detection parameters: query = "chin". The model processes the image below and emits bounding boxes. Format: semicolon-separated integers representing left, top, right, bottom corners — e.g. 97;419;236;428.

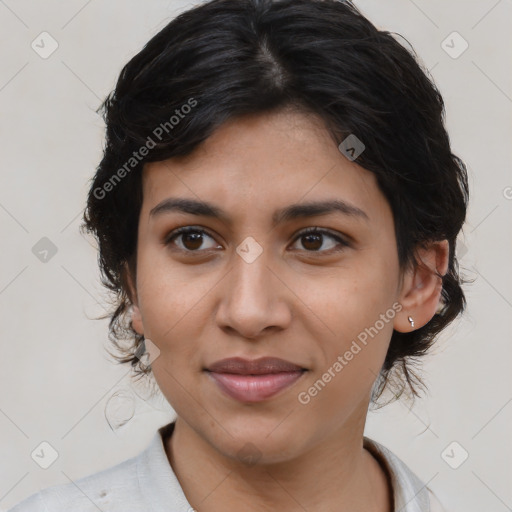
207;414;308;465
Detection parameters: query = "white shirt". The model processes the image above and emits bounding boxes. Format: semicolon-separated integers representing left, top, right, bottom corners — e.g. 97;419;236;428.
8;422;446;511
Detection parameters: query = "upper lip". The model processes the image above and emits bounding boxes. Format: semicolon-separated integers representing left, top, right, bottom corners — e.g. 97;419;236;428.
205;357;305;375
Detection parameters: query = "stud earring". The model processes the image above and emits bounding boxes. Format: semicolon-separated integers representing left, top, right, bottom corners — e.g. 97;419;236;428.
408;316;415;328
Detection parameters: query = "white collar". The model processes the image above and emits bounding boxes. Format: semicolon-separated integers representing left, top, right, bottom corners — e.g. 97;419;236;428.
364;436;431;512
136;422;433;511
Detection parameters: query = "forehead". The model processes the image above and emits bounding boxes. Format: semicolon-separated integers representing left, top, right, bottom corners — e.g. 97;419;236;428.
141;109;390;226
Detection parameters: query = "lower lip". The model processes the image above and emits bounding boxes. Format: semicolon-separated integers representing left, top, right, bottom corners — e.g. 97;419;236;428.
206;371;305;403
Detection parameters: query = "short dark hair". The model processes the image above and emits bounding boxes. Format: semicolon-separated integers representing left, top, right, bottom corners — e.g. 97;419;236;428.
82;0;470;404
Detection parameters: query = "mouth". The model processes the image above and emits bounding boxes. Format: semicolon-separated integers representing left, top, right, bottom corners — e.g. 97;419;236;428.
204;357;308;403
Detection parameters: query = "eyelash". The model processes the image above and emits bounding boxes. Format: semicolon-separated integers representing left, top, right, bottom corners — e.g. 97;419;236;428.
164;226;350;254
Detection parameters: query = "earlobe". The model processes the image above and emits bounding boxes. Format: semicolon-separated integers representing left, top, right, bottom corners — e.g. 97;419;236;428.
131;303;144;335
394;240;449;333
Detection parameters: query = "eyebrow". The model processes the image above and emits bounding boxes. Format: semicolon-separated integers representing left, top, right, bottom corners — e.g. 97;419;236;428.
149;197;369;225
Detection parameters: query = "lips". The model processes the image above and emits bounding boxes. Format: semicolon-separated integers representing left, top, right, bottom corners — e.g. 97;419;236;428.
205;357;307;403
206;357;305;375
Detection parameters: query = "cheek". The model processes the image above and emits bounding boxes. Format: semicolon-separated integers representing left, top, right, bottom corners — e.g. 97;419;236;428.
134;251;217;363
135;263;213;417
296;276;397;419
300;253;399;379
306;257;398;331
138;284;202;342
134;237;248;381
136;270;206;408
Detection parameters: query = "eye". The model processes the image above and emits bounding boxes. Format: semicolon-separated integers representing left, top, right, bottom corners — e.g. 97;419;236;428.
290;227;350;253
164;226;221;252
164;226;350;254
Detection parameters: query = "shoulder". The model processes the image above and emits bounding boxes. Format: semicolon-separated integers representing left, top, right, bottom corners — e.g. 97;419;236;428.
8;423;187;512
7;491;48;512
8;454;140;512
427;488;447;512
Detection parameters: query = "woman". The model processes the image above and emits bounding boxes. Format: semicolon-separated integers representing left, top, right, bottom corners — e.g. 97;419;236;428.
9;0;468;510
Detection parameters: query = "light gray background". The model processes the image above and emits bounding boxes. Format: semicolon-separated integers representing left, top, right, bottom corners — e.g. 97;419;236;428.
1;0;511;510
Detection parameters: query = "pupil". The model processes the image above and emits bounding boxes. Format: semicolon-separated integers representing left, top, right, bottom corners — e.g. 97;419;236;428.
303;234;321;251
184;232;203;250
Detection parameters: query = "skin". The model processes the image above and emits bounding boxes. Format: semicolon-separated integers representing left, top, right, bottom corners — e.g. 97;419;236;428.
127;108;449;512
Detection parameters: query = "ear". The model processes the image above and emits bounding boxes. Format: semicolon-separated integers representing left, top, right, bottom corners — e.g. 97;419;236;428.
394;240;449;333
124;262;144;336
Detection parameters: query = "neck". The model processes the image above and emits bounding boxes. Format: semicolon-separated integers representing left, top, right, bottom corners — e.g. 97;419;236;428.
164;414;392;512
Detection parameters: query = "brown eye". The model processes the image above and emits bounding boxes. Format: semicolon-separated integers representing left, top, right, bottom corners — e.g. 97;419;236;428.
180;231;204;251
165;227;220;252
292;228;349;253
302;233;322;251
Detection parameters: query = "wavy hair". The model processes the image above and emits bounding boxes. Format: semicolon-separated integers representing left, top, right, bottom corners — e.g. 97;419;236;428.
82;0;470;404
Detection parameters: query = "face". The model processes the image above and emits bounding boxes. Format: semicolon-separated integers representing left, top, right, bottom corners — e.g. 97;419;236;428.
128;109;422;463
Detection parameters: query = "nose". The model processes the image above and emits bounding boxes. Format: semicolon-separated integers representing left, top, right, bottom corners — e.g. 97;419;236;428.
215;249;292;341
